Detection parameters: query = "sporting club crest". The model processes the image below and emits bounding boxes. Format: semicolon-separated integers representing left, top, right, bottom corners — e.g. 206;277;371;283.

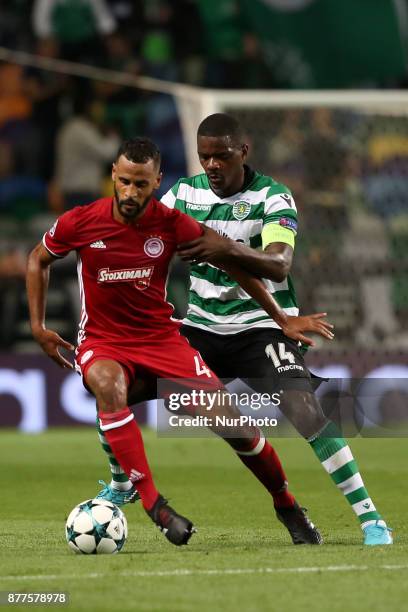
232;200;251;221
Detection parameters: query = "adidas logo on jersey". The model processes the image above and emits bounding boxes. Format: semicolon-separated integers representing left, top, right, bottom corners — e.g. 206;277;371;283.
90;240;106;249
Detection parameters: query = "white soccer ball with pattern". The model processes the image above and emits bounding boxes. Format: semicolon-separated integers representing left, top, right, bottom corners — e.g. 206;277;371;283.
65;499;128;554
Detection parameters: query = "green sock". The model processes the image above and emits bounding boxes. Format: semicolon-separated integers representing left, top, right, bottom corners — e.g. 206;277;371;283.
309;422;383;529
97;424;133;492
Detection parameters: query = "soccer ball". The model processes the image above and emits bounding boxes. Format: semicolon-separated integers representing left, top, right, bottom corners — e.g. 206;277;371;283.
65;499;128;554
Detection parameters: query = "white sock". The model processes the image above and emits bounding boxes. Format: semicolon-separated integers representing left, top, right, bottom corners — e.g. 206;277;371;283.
110;480;133;492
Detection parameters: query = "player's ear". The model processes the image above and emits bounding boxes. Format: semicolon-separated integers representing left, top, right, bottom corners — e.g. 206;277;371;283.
242;144;249;161
155;171;162;189
111;162;116;181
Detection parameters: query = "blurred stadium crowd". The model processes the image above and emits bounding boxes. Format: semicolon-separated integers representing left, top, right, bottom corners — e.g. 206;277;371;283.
0;0;407;353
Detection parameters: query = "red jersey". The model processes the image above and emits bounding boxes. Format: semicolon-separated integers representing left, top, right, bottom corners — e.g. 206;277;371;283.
43;197;202;345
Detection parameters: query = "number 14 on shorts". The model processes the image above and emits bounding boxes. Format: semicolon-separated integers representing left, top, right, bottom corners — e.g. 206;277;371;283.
265;342;295;368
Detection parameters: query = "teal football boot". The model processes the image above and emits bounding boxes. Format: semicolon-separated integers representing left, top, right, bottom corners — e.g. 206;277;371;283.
95;480;140;506
363;521;393;545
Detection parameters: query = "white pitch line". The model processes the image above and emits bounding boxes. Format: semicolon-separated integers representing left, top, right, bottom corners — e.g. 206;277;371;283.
0;564;407;582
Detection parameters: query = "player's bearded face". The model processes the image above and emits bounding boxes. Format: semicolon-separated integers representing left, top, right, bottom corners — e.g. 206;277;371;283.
114;185;151;218
112;156;161;221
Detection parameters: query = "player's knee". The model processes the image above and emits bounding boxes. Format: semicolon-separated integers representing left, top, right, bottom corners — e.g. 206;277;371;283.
280;390;327;438
87;368;127;413
226;435;258;452
302;394;327;432
96;377;126;412
86;361;127;412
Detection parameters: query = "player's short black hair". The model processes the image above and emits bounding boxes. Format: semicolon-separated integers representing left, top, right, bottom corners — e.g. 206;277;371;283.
116;138;161;168
197;113;245;146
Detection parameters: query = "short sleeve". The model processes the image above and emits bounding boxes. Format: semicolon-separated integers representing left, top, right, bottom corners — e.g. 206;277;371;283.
42;208;78;257
263;188;298;228
173;209;203;244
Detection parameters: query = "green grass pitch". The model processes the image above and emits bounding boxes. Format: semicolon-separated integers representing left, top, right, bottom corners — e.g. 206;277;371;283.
0;428;407;611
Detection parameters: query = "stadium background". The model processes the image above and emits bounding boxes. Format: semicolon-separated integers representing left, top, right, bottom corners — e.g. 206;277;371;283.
0;0;408;434
0;4;407;612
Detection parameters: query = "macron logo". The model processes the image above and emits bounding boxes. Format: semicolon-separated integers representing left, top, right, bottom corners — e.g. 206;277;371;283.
90;240;106;249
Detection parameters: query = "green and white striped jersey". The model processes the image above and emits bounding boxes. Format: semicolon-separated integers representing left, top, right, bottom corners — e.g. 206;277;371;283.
161;169;299;335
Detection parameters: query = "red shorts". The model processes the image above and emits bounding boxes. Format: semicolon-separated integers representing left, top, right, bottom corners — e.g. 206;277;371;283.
74;331;223;393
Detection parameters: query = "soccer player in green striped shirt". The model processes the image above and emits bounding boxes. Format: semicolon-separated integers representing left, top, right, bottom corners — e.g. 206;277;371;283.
159;113;392;546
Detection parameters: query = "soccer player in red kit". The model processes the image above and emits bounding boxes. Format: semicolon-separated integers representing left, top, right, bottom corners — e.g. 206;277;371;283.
27;138;333;546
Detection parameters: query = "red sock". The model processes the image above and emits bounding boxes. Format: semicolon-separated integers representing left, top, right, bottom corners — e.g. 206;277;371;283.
99;407;159;510
235;434;296;509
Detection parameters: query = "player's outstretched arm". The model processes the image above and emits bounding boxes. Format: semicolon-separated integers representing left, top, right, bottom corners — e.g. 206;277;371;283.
220;261;334;347
26;242;74;369
176;224;333;345
177;225;292;283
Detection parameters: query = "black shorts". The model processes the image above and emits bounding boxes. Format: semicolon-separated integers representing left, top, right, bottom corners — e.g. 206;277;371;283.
181;325;319;394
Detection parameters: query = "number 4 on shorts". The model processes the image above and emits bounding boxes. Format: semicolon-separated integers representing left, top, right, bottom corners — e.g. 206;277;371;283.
194;355;212;377
265;342;295;368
